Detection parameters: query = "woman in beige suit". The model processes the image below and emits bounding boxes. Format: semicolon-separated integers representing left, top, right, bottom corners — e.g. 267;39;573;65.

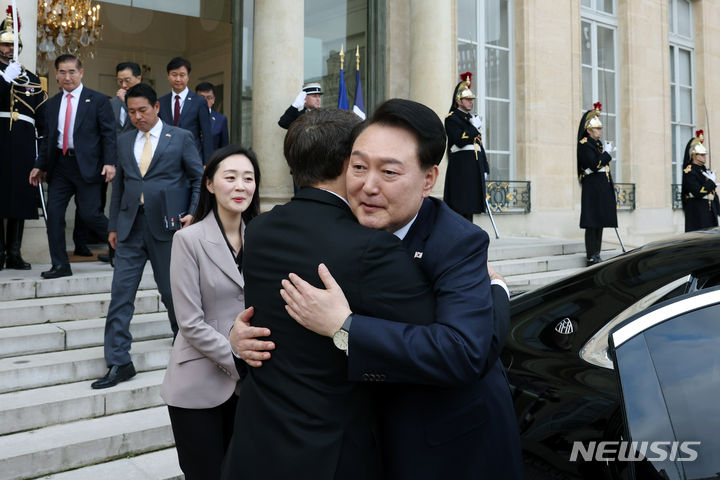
161;144;260;480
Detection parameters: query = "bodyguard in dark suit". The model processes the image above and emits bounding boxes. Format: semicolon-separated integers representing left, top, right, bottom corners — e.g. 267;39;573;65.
195;82;228;152
91;84;203;389
278;100;522;479
221;109;436;480
30;54;116;279
159;57;212;165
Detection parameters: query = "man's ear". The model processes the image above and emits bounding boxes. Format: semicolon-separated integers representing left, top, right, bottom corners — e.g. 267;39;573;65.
422;165;439;197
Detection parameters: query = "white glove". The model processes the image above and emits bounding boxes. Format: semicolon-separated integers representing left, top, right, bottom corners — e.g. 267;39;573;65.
1;61;22;83
292;91;307;110
702;170;717;183
470;114;482;129
484;172;488;180
603;141;614;154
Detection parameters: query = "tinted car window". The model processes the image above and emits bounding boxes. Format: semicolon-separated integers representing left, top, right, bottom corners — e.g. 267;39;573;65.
615;303;720;479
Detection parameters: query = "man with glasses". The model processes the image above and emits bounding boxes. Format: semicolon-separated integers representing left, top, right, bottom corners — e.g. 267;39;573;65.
159;57;212;165
29;54;116;279
195;81;228;152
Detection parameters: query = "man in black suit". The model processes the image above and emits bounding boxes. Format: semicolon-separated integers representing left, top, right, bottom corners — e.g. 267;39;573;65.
221;109;436;480
73;61;142;263
158;57;212;165
30;54;116;279
195;81;228;152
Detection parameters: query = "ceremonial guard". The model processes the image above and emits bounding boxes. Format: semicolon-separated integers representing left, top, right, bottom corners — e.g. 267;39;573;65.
681;130;719;232
0;6;46;270
577;102;617;266
277;82;323;130
444;72;489;221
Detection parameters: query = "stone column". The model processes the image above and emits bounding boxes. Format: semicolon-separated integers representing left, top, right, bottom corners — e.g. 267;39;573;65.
407;0;455;194
252;0;304;205
617;0;674;241
16;0;37;73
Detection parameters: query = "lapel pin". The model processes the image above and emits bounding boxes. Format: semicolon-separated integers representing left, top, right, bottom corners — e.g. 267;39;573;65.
165;133;172;137
85;98;91;102
413;252;423;259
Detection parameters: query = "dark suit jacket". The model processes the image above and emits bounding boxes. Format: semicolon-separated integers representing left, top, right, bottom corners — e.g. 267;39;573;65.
37;85;116;184
109;96;136;135
277;105;304;129
109;122;203;243
158;91;213;165
222;187;435;480
349;197;522;480
209;109;229;151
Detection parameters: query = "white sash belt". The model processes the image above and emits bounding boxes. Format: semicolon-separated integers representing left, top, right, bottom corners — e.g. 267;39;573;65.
0;111;35;126
450;144;476;154
583;166;607;175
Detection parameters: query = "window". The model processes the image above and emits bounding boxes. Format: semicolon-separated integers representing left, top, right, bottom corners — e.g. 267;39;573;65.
457;0;514;181
581;1;619;179
669;0;695;184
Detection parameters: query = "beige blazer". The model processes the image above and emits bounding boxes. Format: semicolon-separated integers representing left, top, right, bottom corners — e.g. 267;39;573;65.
161;213;245;409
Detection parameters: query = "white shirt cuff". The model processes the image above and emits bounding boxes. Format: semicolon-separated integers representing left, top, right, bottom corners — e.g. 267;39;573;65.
491;278;510;298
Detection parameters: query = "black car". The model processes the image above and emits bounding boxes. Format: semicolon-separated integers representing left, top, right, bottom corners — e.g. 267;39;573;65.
504;229;720;479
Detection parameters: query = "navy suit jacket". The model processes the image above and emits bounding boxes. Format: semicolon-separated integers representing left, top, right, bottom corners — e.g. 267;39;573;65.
37;86;116;184
209;109;229;151
348;197;522;479
158;91;213;165
110;96;136;135
109;122;203;243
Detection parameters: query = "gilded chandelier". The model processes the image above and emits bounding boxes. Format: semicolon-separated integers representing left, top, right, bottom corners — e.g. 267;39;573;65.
36;0;102;74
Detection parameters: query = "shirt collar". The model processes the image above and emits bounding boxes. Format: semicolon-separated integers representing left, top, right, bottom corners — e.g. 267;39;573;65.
393;213;418;240
139;119;164;139
317;188;350;207
63;83;83;97
173;87;189;103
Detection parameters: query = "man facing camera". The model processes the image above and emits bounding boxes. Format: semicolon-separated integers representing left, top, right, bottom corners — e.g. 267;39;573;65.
91;83;203;389
30;54;116;279
159;57;212;165
195;81;228;152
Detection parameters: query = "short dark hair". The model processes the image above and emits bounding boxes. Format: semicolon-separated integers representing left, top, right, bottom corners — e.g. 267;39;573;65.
116;62;141;77
363;98;447;169
167;57;191;74
55;54;82;70
192;145;262;225
125;83;158;106
195;82;215;95
284;108;362;187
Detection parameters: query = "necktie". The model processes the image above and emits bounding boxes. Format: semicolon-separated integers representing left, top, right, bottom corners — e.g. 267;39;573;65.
173;95;180;126
139;131;152;203
62;93;72;154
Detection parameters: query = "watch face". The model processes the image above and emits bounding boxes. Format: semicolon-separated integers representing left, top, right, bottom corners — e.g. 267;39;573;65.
333;329;349;351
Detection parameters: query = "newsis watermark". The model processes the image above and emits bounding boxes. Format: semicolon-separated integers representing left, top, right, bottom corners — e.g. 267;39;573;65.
570;441;701;462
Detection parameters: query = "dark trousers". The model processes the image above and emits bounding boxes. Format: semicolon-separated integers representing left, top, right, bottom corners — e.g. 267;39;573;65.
46;152;108;266
73;181;109;247
584;228;603;259
103;208;177;366
168;394;238;480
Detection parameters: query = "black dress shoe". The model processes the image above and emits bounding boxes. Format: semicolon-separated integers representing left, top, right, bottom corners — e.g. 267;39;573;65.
97;253;111;263
5;254;31;270
73;245;94;257
91;362;136;389
41;264;73;279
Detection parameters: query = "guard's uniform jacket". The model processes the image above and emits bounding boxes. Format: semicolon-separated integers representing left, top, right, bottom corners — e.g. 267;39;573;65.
682;162;720;232
443;107;489;215
0;65;47;219
577;135;617;229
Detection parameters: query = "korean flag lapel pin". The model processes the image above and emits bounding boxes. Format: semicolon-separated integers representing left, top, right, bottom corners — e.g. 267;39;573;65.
165;133;172;137
85;98;91;103
413;251;423;259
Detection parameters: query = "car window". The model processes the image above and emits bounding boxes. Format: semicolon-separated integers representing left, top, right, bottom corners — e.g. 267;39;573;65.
612;296;720;479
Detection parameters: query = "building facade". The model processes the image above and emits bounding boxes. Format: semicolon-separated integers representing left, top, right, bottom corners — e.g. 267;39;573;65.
14;0;720;262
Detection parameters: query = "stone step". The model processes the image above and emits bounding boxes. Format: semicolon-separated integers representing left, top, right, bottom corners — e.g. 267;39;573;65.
0;370;166;436
36;448;183;480
487;237;585;261
0;290;164;327
0;406;174;480
505;267;583;295
0;312;173;359
491;252;588;276
0;264;156;302
0;338;172;394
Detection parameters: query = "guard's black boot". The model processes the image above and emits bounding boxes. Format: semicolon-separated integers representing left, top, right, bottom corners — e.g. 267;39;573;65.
5;219;31;270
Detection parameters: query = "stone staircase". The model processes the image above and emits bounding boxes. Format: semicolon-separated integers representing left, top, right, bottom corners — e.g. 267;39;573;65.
0;236;623;479
0;263;181;480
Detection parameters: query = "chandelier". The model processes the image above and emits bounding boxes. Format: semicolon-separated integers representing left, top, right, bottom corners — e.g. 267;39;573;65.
36;0;103;75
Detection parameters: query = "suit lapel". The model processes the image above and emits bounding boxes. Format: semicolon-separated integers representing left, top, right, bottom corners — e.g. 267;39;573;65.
180;93;196;127
199;214;244;289
402;198;436;261
124;131;142;177
73;88;91;134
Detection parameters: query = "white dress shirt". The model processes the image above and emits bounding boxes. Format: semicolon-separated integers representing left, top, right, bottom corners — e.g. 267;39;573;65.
56;84;84;150
133;119;163;167
172;87;189;122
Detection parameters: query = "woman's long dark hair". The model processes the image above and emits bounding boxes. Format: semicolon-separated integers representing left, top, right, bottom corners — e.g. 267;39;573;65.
192;144;262;225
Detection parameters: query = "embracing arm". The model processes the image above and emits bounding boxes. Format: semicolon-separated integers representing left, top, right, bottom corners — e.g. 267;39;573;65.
169;234;240;381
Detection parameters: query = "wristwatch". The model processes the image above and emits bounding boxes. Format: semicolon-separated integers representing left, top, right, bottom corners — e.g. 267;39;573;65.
332;314;353;353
